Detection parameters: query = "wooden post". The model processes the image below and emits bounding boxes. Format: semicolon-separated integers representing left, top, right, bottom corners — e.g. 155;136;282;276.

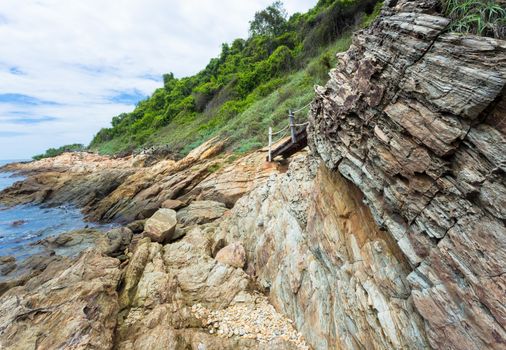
268;127;272;162
289;110;296;143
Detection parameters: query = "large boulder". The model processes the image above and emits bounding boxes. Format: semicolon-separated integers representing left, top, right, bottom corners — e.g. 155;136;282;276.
215;242;246;269
176;200;227;226
143;208;177;243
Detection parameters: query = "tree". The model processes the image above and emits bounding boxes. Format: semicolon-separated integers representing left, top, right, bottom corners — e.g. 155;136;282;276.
163;73;176;90
249;1;288;37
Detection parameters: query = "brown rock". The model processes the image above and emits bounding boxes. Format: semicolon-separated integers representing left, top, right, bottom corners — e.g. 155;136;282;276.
97;227;133;257
181;151;282;207
161;199;185;210
216;243;246;269
126;219;145;234
143;208;177;243
215;156;428;349
0;256;16;276
0;138;279;225
306;1;506;348
0;251;121;350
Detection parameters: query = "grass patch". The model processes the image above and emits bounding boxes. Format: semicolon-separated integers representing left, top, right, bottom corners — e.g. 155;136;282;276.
443;0;506;38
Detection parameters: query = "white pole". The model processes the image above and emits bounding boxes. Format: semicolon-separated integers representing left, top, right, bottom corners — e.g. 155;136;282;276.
268;127;272;162
289;110;296;143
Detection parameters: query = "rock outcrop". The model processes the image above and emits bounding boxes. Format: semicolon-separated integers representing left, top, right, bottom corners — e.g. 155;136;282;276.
215;155;429;349
308;0;506;349
0;250;121;349
0;138;280;224
114;227;308;349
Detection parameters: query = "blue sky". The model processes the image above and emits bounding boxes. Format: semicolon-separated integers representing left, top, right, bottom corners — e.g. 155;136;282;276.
0;0;313;159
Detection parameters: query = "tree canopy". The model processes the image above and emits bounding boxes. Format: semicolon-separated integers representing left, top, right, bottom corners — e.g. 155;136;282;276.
249;1;288;37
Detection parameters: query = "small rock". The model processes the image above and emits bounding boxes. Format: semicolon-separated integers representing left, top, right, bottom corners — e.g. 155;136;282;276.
11;220;26;227
126;220;145;234
137;203;159;220
0;256;16;275
99;227;133;257
176;200;227;226
215;242;246;269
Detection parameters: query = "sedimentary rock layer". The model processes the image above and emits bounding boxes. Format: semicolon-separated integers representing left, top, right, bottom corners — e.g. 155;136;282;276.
215;155;429;349
308;0;506;348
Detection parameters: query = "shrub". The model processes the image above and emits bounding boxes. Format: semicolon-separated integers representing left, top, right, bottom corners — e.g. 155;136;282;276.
33;144;86;160
443;0;506;38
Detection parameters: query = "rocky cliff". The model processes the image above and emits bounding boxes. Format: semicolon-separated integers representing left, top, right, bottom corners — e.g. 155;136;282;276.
308;0;506;348
0;1;504;349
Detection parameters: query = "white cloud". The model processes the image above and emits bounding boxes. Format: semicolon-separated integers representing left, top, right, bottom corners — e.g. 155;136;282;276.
0;0;314;159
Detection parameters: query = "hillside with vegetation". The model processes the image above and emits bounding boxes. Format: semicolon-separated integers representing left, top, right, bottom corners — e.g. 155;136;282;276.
88;0;381;157
33;0;505;160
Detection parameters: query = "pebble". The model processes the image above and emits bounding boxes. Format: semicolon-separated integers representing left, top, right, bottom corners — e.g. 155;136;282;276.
191;293;310;350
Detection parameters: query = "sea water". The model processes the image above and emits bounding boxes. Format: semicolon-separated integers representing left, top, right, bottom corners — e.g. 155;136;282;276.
0;160;109;260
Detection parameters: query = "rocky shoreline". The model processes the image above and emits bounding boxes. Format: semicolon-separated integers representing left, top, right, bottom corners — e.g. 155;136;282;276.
0;139;303;349
0;1;505;349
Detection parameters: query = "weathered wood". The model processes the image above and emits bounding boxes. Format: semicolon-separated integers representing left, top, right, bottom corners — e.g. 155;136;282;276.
266;125;307;161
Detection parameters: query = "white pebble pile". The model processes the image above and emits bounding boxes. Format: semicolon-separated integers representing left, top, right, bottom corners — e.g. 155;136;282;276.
192;296;309;349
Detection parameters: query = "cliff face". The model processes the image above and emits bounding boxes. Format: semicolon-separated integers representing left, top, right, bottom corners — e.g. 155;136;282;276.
308;0;506;348
215;155;429;349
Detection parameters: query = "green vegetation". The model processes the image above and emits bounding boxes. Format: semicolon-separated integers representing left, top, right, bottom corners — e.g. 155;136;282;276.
83;0;380;157
33;144;85;160
443;0;506;38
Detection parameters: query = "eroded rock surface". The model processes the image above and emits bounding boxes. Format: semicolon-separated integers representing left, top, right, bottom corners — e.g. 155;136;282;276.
0;250;121;349
0;138;280;224
116;227;305;349
308;0;506;348
0;2;503;349
177;200;228;226
215;155;428;349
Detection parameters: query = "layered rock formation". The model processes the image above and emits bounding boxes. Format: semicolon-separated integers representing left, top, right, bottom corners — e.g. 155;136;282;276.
0;138;279;223
0;250;121;349
308;0;506;348
0;141;298;349
215;155;429;349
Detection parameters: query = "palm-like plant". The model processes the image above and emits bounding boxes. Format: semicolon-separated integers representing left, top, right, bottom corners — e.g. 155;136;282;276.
443;0;506;38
